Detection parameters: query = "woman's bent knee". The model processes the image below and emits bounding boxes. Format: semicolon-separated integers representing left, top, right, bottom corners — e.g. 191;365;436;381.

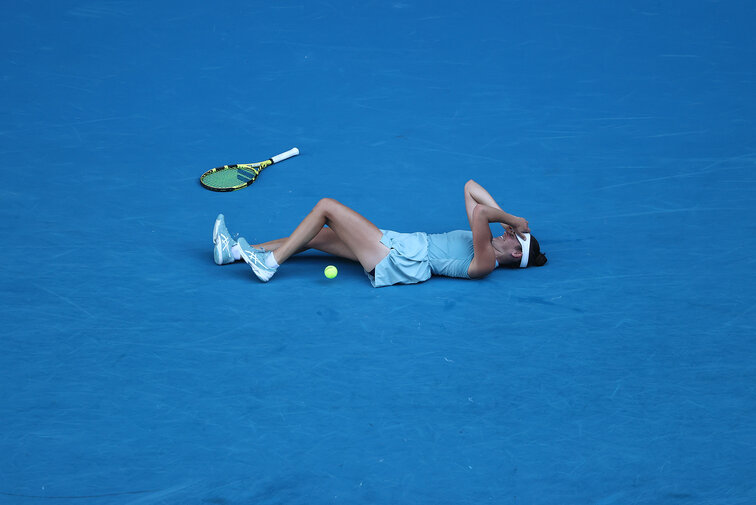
316;197;341;215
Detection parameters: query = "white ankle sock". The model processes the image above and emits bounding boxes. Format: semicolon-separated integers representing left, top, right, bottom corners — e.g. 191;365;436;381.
265;252;279;269
231;244;241;261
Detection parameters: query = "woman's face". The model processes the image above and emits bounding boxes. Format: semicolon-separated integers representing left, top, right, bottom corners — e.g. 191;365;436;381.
491;229;523;267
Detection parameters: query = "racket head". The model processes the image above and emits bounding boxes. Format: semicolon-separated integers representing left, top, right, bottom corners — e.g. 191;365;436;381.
200;161;272;192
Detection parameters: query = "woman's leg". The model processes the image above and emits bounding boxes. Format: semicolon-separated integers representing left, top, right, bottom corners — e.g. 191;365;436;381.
271;198;389;272
254;227;359;262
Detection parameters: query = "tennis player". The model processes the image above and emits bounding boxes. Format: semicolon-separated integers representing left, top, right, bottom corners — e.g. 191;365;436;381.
212;180;547;287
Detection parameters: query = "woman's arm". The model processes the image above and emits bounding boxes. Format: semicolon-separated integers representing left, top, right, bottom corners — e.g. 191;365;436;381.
468;204;497;278
465;181;530;236
465;179;504;229
468;204;531;278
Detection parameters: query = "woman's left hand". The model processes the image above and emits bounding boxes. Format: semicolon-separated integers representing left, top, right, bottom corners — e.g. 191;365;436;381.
510;217;530;239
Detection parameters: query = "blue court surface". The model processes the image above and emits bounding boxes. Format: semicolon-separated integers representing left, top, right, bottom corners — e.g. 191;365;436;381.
2;2;756;504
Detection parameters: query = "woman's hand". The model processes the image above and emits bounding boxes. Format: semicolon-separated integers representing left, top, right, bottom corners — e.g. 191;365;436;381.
506;217;530;239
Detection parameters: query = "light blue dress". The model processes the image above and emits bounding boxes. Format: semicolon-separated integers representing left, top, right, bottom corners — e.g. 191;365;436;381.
366;229;478;287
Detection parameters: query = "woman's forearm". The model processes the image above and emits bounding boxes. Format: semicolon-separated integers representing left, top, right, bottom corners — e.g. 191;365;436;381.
478;204;520;227
466;180;503;210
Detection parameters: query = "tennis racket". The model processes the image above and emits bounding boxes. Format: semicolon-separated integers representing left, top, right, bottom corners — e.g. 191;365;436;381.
200;147;300;192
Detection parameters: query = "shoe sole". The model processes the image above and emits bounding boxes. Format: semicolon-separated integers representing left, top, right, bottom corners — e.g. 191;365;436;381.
212;214;235;265
213;242;226;265
213;214;224;244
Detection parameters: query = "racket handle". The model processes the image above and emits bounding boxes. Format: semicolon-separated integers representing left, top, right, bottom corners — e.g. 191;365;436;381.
271;147;300;164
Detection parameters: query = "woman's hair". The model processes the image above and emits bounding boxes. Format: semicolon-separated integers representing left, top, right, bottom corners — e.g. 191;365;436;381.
528;235;547;267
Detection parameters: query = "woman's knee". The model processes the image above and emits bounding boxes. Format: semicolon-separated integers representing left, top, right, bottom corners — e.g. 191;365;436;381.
315;197;341;216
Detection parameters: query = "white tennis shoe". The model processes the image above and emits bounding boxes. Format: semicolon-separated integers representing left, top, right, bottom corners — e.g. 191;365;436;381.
237;237;277;282
212;214;238;265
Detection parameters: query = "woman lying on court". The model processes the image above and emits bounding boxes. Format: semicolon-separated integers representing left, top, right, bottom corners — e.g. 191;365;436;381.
212;179;547;287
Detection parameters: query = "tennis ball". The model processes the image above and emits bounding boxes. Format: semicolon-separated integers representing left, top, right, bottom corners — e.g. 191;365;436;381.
324;265;338;279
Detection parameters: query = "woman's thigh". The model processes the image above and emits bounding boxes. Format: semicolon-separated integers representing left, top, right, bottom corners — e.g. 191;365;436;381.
317;198;390;272
307;227;358;262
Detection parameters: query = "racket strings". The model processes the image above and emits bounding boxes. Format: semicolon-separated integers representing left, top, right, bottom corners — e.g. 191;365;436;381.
233;165;261;184
200;159;273;191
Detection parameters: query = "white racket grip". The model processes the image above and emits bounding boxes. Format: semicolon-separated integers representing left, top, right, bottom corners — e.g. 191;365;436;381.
271;147;299;164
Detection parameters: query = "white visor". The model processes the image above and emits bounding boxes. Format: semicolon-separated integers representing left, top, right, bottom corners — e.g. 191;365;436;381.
516;233;531;268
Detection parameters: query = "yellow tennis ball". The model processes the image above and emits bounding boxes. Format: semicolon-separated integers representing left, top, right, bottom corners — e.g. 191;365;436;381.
324;265;338;279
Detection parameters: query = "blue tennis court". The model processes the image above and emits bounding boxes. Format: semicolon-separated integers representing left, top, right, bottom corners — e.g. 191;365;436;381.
2;1;755;503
